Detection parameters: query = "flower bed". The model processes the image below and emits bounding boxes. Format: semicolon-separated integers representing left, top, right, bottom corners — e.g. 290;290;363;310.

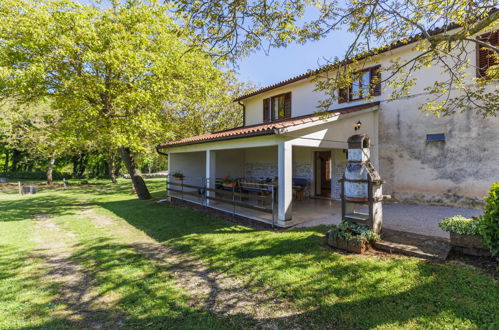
439;215;490;256
326;221;380;254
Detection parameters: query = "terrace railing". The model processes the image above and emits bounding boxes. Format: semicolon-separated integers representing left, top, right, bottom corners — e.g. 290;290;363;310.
165;175;276;227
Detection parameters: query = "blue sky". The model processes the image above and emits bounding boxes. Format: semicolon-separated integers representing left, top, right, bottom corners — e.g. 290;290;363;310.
237;33;352;87
77;0;353;87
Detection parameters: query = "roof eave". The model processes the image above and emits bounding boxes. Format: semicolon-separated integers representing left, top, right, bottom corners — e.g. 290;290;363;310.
156;129;276;150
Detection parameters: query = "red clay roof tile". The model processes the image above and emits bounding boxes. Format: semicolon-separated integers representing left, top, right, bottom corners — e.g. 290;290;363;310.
158;102;379;148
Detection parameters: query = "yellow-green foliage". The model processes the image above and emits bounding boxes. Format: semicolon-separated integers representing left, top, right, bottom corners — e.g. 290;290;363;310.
479;182;499;256
438;215;480;235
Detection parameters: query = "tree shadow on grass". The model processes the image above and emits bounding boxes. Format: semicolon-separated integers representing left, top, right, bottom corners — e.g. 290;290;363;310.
0;194;85;222
93;198;499;329
1;237;251;330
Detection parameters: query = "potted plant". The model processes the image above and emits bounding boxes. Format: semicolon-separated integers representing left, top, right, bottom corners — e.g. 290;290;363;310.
438;215;490;256
221;176;237;188
326;221;380;253
172;171;184;181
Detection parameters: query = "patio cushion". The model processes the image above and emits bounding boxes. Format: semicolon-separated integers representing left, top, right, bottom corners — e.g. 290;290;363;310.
293;178;307;188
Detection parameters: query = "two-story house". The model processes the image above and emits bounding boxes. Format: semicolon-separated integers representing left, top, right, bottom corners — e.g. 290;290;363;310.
157;29;499;228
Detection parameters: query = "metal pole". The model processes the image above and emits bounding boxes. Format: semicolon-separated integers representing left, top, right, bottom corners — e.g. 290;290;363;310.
232;184;236;218
271;185;275;229
203;178;207;207
165;176;169;198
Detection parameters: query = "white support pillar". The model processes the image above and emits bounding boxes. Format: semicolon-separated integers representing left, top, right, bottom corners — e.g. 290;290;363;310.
167;152;171;200
206;150;216;205
278;141;293;223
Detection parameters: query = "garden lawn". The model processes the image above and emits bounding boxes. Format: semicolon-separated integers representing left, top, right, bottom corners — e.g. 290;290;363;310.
0;179;497;329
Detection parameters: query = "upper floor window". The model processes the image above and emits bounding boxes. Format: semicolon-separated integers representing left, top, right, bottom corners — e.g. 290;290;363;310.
477;30;498;78
263;92;291;122
339;65;381;103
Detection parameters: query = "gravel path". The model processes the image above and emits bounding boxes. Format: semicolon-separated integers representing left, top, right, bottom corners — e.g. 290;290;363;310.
295;200;483;238
383;203;483;238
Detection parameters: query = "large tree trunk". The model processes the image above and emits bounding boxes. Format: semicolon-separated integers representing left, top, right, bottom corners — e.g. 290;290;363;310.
118;147;151;200
72;153;87;178
77;153;87;178
108;150;117;184
47;152;56;185
3;149;9;172
10;149;20;172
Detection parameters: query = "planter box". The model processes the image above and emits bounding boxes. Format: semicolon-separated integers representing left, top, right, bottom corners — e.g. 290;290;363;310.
450;233;490;257
327;234;370;253
172;177;184;181
222;182;237;188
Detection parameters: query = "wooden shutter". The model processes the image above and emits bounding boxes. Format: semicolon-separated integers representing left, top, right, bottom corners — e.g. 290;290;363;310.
283;93;291;118
338;87;348;103
370;65;382;96
263;98;270;122
477;31;499;78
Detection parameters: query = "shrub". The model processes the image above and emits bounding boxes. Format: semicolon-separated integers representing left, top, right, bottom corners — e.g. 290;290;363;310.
327;221;380;246
479;182;499;256
0;171;72;180
438;215;480;235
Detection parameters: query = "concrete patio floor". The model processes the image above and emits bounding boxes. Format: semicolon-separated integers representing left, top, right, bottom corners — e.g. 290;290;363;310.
293;199;483;239
168;191;483;239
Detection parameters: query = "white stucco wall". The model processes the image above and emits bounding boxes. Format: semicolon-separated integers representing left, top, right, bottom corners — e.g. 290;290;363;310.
169;151;206;183
379;94;499;207
241;39;484;123
168;151;206;197
215;149;245;178
237;39;499;207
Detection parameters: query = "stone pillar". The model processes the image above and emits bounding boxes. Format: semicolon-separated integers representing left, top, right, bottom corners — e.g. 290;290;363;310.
278;141;293;223
206;150;216;205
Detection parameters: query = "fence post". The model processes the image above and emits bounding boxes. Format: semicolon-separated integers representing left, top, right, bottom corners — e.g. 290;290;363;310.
181;178;184;200
202;178;207;207
232;184;236;218
165;176;169;199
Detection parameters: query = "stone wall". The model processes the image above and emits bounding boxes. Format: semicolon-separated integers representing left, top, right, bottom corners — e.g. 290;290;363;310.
292;152;314;197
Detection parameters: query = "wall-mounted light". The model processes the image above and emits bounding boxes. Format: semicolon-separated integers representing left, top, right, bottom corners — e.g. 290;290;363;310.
354;120;362;131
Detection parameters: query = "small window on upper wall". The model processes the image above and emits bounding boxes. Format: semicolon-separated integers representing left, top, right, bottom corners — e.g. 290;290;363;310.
263;92;291;122
426;133;445;142
339;65;381;103
476;30;499;78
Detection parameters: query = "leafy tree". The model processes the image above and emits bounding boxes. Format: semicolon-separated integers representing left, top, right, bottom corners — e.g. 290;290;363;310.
0;101;71;184
173;0;498;116
166;71;254;139
0;0;230;198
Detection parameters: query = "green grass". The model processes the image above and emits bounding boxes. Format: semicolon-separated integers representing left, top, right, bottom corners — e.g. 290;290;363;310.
0;179;497;329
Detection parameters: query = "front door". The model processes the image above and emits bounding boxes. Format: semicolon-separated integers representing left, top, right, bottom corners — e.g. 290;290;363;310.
315;151;331;197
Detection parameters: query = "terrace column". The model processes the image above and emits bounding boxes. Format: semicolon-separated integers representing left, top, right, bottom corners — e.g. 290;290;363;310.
206;150;216;205
278;140;293;223
167;152;172;200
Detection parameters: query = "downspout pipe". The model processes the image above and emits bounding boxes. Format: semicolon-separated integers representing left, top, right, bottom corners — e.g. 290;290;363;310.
237;101;246;126
156;145;168;156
